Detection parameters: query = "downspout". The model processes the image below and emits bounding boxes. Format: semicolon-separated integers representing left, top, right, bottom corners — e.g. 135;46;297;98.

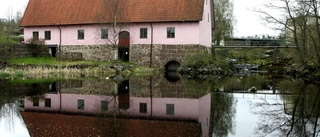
149;23;153;68
57;26;62;60
58;83;62;112
149;76;153;117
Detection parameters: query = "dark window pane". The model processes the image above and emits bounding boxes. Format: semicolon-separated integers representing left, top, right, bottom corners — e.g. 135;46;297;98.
166;104;174;115
33;98;39;107
101;101;108;111
45;31;51;40
33;31;39;39
101;29;108;39
140;28;147;38
139;103;147;113
167;27;175;38
45;98;51;108
77;99;84;110
78;30;84;40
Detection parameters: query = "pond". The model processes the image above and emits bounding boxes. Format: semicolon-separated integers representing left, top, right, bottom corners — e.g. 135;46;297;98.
0;75;319;137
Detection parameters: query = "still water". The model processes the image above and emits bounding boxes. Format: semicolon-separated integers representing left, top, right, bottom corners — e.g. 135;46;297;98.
0;75;319;137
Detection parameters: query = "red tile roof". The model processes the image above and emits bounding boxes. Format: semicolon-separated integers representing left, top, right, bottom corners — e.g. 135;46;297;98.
21;112;202;137
20;0;204;27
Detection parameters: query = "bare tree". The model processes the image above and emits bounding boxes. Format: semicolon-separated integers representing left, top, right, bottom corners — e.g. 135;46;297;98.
97;0;129;61
256;0;320;67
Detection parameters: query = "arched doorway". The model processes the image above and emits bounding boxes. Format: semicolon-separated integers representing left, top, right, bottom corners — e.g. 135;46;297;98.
118;31;130;62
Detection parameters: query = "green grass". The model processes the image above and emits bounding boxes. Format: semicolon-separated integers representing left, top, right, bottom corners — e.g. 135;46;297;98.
8;57;131;66
0;72;10;78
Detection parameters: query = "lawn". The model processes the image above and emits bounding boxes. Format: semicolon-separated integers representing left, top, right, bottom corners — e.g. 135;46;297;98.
4;57;157;78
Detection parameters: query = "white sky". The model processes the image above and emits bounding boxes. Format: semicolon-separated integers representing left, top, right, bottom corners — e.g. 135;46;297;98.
233;0;281;37
0;0;281;37
0;0;29;19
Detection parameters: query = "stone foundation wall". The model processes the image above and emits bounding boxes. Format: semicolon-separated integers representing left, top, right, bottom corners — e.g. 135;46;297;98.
60;45;116;61
56;52;83;61
129;75;211;98
130;44;210;68
59;44;210;68
60;80;116;95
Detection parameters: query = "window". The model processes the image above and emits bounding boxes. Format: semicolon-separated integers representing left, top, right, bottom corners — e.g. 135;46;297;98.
78;30;84;40
167;27;175;38
77;99;84;110
101;101;108;111
140;28;148;38
44;31;51;40
101;29;108;39
166;104;174;115
33;31;39;39
45;98;51;108
33;98;39;107
139;103;147;113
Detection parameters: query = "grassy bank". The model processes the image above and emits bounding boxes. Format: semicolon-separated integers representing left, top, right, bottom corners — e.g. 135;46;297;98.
1;57;158;79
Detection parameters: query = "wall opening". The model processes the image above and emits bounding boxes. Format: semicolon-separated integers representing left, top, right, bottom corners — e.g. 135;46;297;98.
118;80;130;110
48;44;58;57
118;46;129;62
164;61;180;82
49;47;57;57
118;31;130;62
165;60;180;72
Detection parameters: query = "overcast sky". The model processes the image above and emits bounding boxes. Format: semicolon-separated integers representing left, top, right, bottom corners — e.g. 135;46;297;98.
233;0;281;37
0;0;280;37
0;0;29;19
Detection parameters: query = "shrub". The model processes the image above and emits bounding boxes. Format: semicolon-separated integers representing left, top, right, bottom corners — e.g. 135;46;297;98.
183;51;212;68
27;38;48;57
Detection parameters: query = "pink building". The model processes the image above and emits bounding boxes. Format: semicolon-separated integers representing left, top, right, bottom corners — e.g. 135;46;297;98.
20;0;214;68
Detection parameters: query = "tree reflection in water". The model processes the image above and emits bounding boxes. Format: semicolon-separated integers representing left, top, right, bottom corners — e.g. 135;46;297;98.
0;103;20;133
211;92;237;137
251;79;320;137
0;81;21;134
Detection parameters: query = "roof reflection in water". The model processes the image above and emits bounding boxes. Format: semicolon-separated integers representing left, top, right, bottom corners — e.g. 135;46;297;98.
21;76;211;137
14;75;320;137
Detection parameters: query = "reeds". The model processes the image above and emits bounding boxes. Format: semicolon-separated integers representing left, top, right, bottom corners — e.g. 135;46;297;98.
0;65;117;79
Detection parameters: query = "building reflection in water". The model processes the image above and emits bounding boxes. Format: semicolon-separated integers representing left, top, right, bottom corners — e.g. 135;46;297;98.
16;76;320;137
21;76;211;137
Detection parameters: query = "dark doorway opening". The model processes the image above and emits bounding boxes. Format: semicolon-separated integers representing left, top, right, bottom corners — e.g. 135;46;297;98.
118;46;129;62
118;80;130;110
118;31;130;62
49;47;57;57
48;82;57;94
48;45;58;57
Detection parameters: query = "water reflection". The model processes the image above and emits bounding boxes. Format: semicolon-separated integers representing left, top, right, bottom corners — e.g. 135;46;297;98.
0;103;30;137
211;93;237;137
251;79;320;137
21;76;210;136
0;76;319;136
